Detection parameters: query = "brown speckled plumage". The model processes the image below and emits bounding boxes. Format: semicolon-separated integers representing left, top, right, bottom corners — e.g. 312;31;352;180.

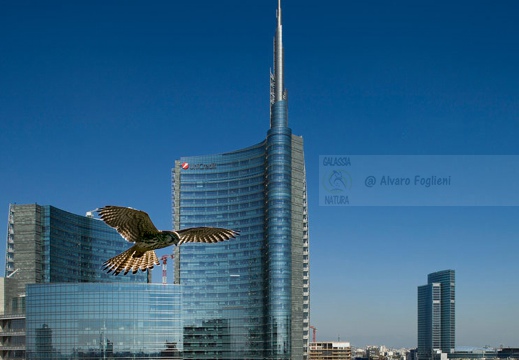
97;206;239;275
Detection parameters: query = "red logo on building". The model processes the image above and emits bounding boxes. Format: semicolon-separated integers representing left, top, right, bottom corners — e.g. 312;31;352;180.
181;162;189;170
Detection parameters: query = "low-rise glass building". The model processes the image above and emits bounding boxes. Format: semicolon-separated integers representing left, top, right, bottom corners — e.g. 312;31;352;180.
25;283;182;359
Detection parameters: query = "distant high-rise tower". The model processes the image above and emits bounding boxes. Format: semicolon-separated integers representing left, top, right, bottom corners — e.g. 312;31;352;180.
417;270;455;360
171;1;310;359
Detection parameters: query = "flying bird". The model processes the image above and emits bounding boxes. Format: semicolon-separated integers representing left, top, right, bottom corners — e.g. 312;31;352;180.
97;206;239;275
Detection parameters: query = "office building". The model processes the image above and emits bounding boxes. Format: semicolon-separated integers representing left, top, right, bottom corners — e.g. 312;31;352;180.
449;347;497;360
407;348;418;360
1;204;147;359
3;204;147;308
309;342;351;360
25;283;182;359
417;270;455;360
171;1;309;359
498;348;519;359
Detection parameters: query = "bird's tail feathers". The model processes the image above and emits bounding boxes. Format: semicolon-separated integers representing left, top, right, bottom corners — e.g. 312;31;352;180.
103;246;159;275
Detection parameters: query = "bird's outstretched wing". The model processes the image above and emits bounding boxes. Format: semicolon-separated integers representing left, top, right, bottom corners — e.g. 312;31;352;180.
175;227;239;245
97;206;159;243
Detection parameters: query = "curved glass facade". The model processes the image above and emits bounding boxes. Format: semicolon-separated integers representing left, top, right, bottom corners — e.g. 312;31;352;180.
4;204;146;316
5;204;147;286
25;283;182;359
265;100;293;357
172;136;308;360
171;7;311;353
173;142;268;359
41;206;148;283
172;116;309;360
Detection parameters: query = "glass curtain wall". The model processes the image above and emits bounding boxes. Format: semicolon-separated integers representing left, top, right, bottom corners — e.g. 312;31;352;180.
25;283;182;359
172;143;267;359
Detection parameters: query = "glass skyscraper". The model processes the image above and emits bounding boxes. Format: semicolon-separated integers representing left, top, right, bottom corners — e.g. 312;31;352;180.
4;204;146;291
171;1;310;359
417;270;455;360
2;204;147;359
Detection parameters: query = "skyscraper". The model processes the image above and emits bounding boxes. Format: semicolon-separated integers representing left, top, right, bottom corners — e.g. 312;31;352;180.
171;1;310;359
2;204;148;359
417;270;455;360
4;204;147;310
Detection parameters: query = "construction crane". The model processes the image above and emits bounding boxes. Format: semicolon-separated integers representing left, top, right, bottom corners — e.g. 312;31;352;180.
309;325;317;342
161;254;174;284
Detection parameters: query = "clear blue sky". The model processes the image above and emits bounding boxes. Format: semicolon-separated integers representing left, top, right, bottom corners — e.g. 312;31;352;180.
1;0;518;349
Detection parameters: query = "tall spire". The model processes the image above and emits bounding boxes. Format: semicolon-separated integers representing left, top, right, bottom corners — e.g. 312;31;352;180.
271;0;285;104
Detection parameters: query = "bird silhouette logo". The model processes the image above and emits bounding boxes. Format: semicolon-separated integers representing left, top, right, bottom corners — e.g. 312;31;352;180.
322;170;352;193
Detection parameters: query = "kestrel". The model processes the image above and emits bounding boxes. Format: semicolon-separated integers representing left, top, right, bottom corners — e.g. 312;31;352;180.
97;206;239;275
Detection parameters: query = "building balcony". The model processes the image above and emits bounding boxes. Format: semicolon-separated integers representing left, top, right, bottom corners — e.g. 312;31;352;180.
0;314;25;320
0;345;25;351
0;331;25;337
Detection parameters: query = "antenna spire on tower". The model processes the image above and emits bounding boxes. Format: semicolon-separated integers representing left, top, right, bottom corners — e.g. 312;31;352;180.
271;0;285;105
277;0;282;26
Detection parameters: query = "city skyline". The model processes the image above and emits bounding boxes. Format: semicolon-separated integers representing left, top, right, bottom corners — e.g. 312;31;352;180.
1;0;519;349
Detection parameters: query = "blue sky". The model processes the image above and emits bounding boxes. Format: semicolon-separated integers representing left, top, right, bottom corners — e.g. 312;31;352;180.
1;0;518;349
